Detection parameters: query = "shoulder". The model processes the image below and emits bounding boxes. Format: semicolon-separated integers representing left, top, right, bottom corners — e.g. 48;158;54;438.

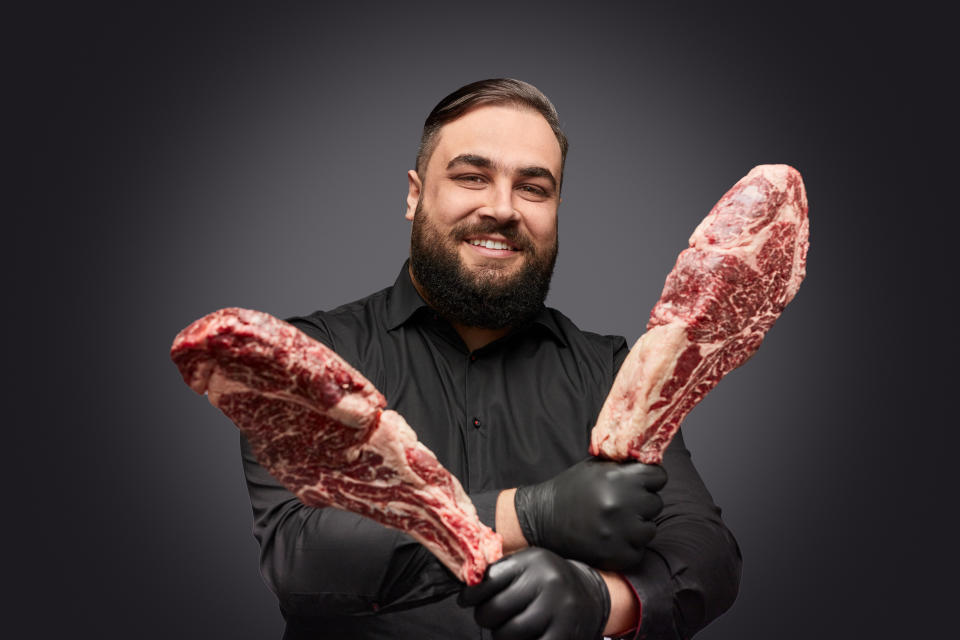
542;307;629;373
286;286;392;352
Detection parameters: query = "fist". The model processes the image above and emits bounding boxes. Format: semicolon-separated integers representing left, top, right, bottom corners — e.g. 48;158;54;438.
514;458;667;570
458;547;609;640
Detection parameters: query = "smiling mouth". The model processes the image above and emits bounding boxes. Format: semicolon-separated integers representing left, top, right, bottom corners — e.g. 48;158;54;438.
466;238;519;251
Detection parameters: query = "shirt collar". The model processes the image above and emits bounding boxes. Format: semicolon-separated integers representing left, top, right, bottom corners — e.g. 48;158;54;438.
527;305;568;347
386;261;568;347
385;260;432;330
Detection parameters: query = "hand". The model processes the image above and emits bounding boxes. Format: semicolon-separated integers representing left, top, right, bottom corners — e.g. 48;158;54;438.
514;457;667;570
458;547;609;640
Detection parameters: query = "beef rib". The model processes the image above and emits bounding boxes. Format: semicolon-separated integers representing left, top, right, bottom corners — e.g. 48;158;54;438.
590;164;809;463
170;307;503;585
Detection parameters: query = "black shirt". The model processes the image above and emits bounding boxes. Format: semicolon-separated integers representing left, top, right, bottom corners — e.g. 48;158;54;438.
241;263;741;639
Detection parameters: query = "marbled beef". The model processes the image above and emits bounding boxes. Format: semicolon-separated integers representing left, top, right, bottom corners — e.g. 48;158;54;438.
590;164;809;463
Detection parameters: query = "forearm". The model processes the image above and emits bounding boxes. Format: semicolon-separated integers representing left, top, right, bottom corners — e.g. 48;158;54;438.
600;571;641;637
495;488;528;553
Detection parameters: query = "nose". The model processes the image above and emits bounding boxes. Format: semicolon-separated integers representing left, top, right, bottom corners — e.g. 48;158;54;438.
480;182;520;223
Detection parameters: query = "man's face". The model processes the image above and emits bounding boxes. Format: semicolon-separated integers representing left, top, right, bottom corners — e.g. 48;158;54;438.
405;104;563;328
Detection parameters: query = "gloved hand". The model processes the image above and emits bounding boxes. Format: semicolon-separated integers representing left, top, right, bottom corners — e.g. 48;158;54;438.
514;457;667;570
458;547;610;640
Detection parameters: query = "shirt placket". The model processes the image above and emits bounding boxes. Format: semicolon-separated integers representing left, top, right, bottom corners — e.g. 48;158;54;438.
464;350;486;491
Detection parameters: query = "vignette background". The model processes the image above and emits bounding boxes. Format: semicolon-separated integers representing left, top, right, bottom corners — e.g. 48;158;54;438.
10;2;953;637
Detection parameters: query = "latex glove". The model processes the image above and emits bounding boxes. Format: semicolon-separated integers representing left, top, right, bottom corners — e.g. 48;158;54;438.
514;458;667;570
458;547;609;640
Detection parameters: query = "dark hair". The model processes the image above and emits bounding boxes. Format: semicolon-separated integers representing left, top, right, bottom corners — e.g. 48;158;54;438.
415;78;569;189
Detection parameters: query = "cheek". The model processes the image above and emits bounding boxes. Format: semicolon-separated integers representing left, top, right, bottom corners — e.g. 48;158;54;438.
425;188;477;224
525;209;558;244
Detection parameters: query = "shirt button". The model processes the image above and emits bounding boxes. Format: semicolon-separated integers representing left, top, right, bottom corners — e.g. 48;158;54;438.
470;354;477;362
473;417;481;428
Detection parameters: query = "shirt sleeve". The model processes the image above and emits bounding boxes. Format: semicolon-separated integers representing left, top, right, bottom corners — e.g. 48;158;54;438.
610;337;743;639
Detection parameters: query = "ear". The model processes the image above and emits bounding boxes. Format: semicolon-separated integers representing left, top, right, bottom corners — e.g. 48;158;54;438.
405;170;422;221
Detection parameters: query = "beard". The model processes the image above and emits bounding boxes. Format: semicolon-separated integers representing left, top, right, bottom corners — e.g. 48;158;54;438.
409;200;558;330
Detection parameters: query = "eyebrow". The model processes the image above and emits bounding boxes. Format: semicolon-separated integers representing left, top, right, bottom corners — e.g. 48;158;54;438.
446;153;558;192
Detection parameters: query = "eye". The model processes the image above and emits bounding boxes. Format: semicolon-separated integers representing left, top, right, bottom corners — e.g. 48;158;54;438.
454;174;487;187
518;184;550;200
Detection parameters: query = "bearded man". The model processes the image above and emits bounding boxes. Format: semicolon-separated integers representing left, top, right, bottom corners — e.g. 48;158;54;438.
241;78;741;640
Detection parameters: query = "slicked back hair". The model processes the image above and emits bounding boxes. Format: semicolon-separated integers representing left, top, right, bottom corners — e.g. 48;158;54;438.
415;78;569;191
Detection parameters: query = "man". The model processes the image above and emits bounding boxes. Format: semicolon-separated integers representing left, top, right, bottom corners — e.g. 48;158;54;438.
242;79;741;639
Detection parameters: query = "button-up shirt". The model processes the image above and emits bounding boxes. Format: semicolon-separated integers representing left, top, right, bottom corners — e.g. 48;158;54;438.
241;262;741;639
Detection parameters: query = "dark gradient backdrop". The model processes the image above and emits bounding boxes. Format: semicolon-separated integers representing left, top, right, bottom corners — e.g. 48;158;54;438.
12;2;954;638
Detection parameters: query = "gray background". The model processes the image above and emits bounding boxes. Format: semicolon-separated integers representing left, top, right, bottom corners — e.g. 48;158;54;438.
11;1;953;638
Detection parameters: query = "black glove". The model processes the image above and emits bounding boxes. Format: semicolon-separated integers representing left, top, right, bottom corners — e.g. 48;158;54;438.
514;457;667;570
458;547;610;640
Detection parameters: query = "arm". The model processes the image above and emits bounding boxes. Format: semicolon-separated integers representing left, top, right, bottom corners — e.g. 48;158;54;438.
482;436;738;636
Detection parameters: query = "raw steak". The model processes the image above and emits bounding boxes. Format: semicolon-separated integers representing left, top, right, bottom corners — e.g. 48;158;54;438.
590;164;809;463
170;307;503;585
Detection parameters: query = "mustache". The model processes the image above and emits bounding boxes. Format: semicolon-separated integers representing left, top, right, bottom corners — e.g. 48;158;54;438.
450;220;533;251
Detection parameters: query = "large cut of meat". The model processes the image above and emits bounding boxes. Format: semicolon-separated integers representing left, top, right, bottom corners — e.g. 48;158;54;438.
170;308;503;585
590;164;809;463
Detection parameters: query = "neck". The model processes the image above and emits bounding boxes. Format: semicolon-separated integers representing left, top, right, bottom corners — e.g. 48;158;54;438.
451;323;510;352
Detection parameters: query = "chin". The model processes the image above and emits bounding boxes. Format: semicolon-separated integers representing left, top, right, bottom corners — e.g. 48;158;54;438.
468;262;524;281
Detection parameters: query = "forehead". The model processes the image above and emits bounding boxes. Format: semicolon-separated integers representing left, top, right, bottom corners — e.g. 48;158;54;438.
428;104;562;176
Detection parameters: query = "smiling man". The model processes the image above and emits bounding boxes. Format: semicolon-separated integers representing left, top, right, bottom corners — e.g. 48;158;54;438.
241;79;741;640
406;102;562;351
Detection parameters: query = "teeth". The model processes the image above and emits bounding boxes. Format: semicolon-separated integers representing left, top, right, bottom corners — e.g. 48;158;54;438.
469;239;515;251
